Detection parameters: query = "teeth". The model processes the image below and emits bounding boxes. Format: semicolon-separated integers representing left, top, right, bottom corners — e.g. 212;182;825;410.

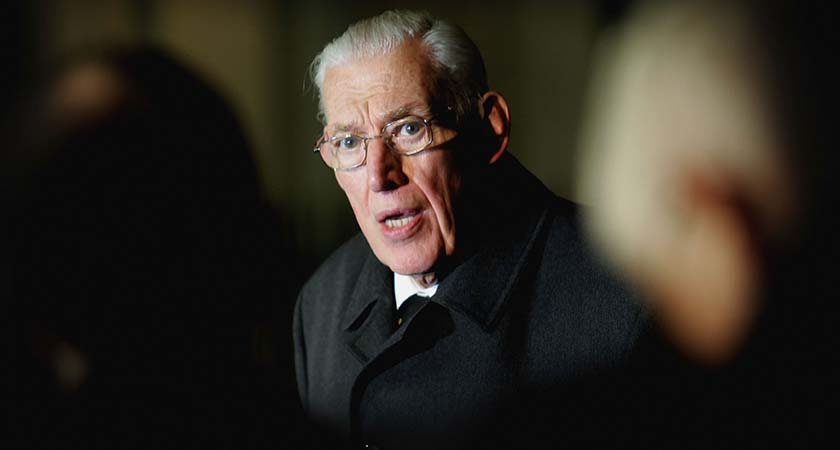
385;215;416;228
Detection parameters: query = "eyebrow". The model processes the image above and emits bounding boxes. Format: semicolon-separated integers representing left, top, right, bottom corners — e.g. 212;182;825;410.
332;121;363;133
381;103;432;124
328;102;433;135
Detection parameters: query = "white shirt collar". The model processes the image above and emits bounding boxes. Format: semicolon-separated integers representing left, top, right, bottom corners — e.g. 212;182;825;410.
394;273;439;309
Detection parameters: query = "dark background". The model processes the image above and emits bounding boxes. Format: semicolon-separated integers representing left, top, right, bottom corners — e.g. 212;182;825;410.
2;0;633;281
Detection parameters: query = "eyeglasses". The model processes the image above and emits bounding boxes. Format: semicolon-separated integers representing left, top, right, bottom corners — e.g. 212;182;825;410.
313;116;436;171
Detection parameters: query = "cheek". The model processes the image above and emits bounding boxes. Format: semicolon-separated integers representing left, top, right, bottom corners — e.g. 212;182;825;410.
437;175;459;220
334;171;349;191
336;171;360;196
336;173;369;213
414;160;460;228
436;158;461;214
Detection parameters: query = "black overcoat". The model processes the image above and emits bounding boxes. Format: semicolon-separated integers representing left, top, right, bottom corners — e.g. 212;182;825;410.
293;155;646;449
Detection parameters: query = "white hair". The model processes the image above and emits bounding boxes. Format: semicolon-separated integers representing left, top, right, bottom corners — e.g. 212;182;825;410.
310;10;488;124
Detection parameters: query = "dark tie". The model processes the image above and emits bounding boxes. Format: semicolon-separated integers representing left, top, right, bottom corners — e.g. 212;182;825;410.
394;294;425;330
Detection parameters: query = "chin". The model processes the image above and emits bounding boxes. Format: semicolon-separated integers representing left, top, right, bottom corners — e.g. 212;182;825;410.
388;260;434;277
382;250;438;277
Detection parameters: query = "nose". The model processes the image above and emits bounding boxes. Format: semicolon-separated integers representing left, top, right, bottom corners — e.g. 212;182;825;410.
366;138;408;192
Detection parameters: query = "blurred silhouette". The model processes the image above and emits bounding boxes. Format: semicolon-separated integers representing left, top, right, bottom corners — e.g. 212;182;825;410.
3;47;299;449
579;0;797;366
574;0;838;447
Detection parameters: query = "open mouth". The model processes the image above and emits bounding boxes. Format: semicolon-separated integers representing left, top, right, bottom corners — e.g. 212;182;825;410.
378;209;422;233
384;213;417;228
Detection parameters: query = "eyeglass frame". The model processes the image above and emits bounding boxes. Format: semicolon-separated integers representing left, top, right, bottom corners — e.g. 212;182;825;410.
313;116;439;171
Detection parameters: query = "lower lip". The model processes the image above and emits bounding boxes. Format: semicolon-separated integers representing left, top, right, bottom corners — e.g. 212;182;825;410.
380;211;423;240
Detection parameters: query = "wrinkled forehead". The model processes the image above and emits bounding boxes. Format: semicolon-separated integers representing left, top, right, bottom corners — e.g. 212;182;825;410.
320;41;439;132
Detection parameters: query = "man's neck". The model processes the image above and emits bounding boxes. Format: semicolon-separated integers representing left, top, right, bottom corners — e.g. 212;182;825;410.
394;272;439;308
411;272;438;289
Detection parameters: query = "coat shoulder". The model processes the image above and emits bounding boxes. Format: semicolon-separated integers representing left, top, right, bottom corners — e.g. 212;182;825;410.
298;233;370;307
530;195;648;369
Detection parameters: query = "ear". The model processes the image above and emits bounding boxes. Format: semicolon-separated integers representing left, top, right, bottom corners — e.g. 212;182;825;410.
652;174;762;365
478;91;510;164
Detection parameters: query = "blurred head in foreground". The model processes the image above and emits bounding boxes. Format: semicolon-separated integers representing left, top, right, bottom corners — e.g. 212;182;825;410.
578;1;817;364
7;46;287;449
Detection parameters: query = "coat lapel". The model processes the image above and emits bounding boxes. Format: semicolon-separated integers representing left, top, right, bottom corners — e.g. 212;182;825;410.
433;203;551;331
341;250;396;364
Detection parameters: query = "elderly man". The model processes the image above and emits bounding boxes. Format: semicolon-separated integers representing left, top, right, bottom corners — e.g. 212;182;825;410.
293;10;644;449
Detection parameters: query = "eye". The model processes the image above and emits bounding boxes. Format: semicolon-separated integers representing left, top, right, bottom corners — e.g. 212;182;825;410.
338;135;361;151
396;119;424;137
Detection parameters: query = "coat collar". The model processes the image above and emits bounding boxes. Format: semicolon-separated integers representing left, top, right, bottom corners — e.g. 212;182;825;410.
433;203;550;330
341;248;393;332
